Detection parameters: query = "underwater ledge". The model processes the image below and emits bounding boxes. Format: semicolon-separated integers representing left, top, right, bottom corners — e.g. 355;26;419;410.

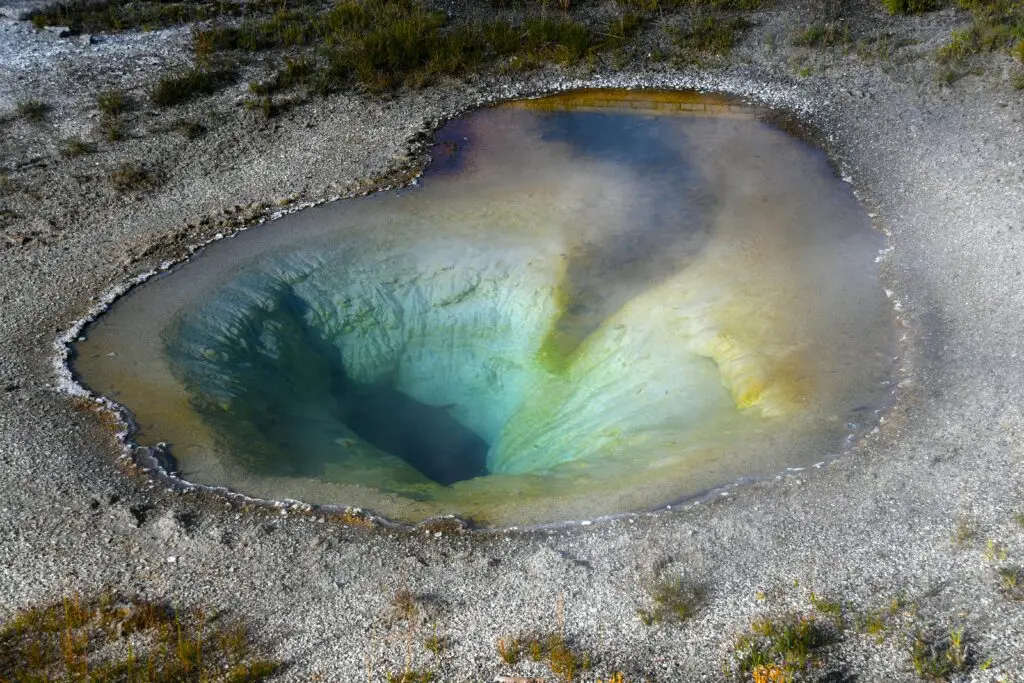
58;83;903;530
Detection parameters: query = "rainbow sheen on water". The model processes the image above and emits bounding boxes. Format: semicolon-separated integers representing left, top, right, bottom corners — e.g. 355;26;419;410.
73;90;896;526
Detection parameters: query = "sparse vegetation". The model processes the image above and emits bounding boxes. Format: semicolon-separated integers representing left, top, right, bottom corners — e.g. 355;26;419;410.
60;137;96;157
496;636;521;665
984;538;1009;561
938;0;1024;65
174;119;208;139
808;592;846;631
16;99;49;122
97;88;129;117
26;0;282;33
637;577;707;625
151;66;237;107
996;565;1024;599
421;621;446;657
496;631;594;682
387;671;435;683
854;596;911;643
794;21;850;47
0;592;279;681
727;613;840;682
883;0;938;14
950;517;977;546
674;14;751;56
110;161;159;192
909;627;972;680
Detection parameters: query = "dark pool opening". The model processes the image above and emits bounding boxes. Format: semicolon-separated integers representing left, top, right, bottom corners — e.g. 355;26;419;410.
329;370;490;486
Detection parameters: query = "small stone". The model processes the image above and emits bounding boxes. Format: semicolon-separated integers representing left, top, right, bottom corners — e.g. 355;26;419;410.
43;25;72;38
166;556;177;563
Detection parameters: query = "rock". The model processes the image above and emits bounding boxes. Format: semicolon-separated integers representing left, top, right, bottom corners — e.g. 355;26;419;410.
77;33;96;46
43;25;72;38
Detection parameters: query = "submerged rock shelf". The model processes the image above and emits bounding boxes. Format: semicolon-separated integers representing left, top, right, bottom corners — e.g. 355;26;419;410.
73;90;896;526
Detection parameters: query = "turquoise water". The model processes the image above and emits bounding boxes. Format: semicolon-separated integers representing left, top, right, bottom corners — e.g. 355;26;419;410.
73;90;896;526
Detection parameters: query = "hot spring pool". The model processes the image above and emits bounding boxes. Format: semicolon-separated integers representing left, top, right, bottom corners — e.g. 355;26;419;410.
72;90;897;527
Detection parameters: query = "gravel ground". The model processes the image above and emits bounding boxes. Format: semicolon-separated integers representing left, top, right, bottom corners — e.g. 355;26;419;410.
1;1;1023;680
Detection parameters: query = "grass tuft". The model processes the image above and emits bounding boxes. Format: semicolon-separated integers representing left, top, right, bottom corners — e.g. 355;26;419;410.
997;565;1024;600
151;66;236;107
883;0;938;14
727;613;840;681
794;21;850;47
16;100;49;122
637;578;707;625
60;137;96;157
97;88;128;117
674;13;751;56
938;0;1024;64
909;628;972;679
110;161;159;192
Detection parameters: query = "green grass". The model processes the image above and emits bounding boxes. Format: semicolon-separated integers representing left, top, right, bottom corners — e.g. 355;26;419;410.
909;628;971;680
387;671;435;683
27;0;247;33
16;99;49;122
674;14;751;56
883;0;939;14
0;592;279;681
151;66;237;107
794;21;850;46
727;613;840;681
950;517;977;547
637;578;707;625
110;161;159;192
97;88;129;117
997;565;1024;599
174;118;208;139
60;137;96;157
938;0;1024;64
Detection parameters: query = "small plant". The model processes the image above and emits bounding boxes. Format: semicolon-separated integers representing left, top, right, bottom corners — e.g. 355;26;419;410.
808;592;845;630
16;99;49;122
984;539;1009;561
99;115;125;142
675;14;751;56
909;628;972;679
60;137;96;158
496;636;520;665
883;0;937;15
391;588;419;622
794;22;849;47
152;66;237;107
546;632;591;683
387;671;435;683
637;578;707;625
950;517;977;547
173;118;208;139
110;161;159;192
423;632;445;655
97;89;129;117
997;565;1024;600
727;613;840;681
